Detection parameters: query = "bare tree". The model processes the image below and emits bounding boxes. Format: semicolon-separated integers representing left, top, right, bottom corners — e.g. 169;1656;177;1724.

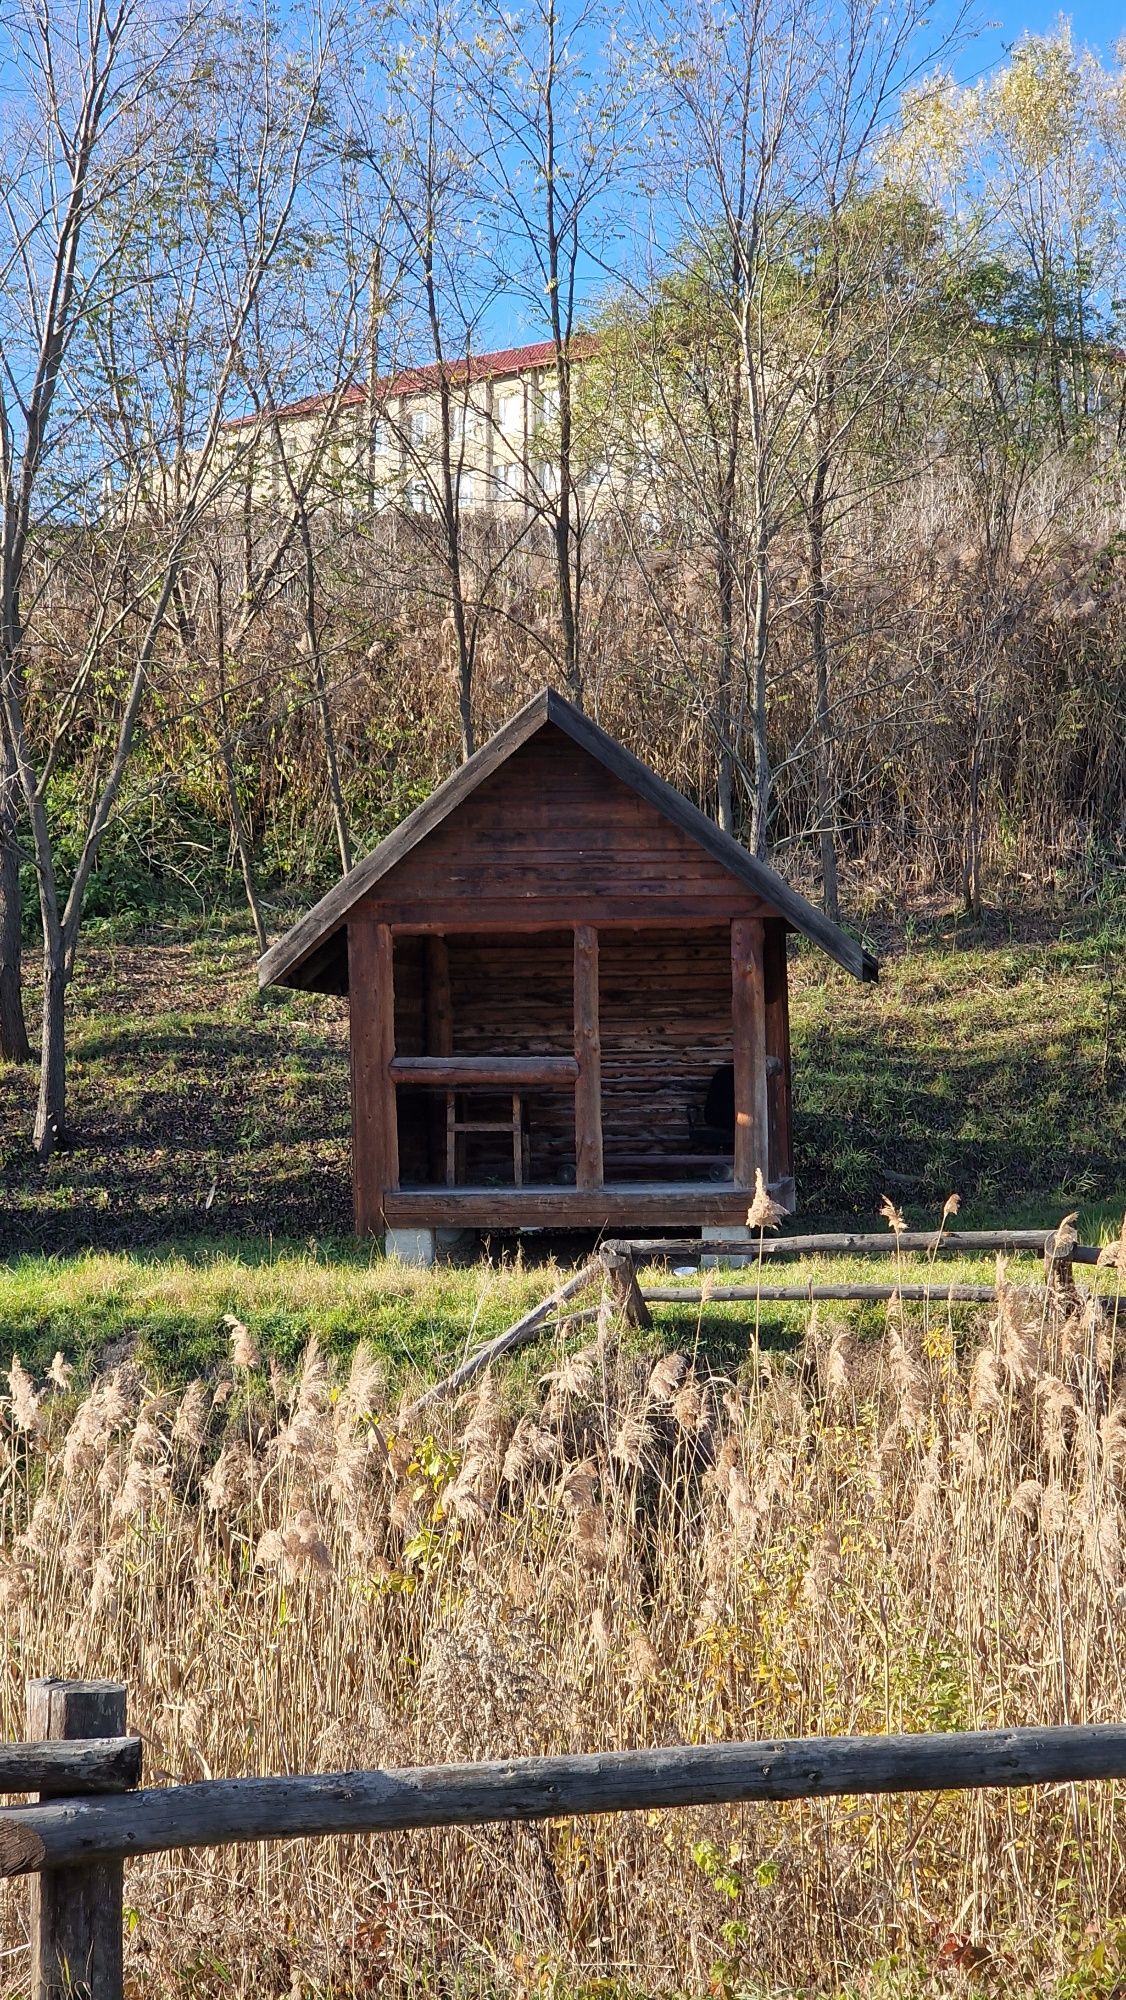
0;0;350;1158
370;0;498;758
640;0;967;866
0;717;30;1060
467;0;634;706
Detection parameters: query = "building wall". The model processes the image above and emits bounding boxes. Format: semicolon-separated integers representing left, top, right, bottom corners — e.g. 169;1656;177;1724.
214;355;612;518
360;724;770;930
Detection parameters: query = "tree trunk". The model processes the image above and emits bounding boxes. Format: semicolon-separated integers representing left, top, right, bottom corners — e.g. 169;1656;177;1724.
808;452;839;923
0;728;30;1062
217;723;268;956
964;681;984;919
748;533;771;860
299;613;352;870
213;571;268;954
312;654;353;874
713;363;740;837
33;948;67;1160
714;538;736;836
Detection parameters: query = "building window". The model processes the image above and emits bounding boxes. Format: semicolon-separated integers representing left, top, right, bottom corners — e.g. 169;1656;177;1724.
451;402;480;446
409;405;435;447
493;460;523;503
497;388;523;439
540;382;560;427
535;460;560;500
458;469;476;508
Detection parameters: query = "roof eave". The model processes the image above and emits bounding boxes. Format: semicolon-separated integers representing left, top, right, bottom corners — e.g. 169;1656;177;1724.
256;688;554;990
257;686;881;989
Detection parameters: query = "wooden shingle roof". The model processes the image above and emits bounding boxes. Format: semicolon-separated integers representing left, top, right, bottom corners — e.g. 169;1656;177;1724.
257;689;879;989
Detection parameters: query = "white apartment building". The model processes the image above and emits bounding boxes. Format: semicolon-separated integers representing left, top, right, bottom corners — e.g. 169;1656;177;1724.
220;335;602;515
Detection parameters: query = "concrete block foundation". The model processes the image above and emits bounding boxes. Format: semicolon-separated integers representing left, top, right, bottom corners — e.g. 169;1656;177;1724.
701;1222;754;1271
385;1226;436;1268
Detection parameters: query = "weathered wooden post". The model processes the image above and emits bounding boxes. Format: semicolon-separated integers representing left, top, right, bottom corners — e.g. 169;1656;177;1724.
27;1679;134;2000
1044;1225;1077;1302
600;1246;653;1329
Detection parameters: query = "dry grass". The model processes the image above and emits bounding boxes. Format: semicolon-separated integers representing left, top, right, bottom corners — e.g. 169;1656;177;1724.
3;1243;1126;1997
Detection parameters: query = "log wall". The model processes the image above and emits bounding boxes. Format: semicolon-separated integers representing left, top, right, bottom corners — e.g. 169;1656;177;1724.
599;929;734;1179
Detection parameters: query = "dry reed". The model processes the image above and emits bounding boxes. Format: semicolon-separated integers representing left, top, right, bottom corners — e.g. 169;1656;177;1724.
0;1252;1124;1996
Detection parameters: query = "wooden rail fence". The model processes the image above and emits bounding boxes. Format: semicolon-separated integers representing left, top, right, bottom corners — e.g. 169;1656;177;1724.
601;1224;1093;1329
9;1680;1126;1997
400;1226;1097;1408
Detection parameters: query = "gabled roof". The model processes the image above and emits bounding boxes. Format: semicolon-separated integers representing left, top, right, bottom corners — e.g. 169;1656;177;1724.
257;690;879;989
223;336;599;433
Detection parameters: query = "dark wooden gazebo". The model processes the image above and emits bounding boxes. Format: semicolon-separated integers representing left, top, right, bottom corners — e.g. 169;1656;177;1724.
259;690;878;1247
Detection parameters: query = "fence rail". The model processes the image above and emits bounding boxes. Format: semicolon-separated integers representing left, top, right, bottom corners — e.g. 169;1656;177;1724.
603;1228;1094;1264
400;1225;1095;1407
8;1682;1126;1998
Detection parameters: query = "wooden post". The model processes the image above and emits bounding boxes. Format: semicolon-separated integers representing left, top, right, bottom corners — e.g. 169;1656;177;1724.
731;916;769;1193
763;921;793;1189
600;1246;652;1329
348;918;399;1236
573;924;603;1191
1045;1227;1077;1301
28;1678;133;2000
425;936;453;1182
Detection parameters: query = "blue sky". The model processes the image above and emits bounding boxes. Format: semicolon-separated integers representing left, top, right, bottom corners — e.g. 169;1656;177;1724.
952;0;1120;81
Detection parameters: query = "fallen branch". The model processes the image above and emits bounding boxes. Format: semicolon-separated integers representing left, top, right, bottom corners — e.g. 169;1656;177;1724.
400;1260;603;1421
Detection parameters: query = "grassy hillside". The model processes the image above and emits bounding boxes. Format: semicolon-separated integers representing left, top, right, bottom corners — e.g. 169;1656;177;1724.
2;896;1123;1264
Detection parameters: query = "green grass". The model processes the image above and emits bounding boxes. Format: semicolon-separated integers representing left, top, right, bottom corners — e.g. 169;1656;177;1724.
791;899;1126;1223
0;1243;557;1383
0;1228;1121;1390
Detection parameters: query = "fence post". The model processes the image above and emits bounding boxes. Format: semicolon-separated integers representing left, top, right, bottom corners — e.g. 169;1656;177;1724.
27;1679;132;2000
601;1246;653;1329
1044;1228;1076;1301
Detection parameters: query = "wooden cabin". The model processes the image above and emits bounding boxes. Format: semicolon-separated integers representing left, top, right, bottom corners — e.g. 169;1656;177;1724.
258;690;878;1247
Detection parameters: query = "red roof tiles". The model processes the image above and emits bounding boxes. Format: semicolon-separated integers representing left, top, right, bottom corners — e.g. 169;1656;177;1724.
223;334;599;430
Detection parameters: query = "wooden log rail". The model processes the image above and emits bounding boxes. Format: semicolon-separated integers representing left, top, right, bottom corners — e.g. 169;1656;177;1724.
642;1282;999;1305
9;1687;1126;2000
389;1056;579;1087
598;1227;1100;1323
7;1723;1126;1872
604;1228;1099;1265
0;1738;140;1795
400;1257;604;1421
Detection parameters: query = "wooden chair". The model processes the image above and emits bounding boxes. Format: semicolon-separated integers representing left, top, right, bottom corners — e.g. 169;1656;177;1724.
445;1090;530;1187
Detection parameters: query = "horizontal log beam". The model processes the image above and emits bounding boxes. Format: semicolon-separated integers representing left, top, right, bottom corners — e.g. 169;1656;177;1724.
382;1187;765;1228
606;1229;1098;1265
643;1282;1000;1304
389;1056;579;1087
0;1739;141;1797
3;1726;1126;1876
